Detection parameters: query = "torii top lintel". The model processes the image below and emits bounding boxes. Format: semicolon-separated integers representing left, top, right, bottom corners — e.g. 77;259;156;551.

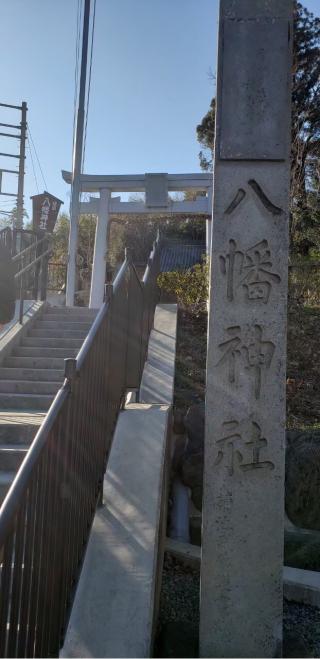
61;170;212;193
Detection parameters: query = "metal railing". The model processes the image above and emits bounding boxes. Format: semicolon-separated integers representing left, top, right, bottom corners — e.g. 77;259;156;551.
0;228;54;323
0;236;161;658
0;228;38;257
47;262;67;293
14;234;53;323
0;227;12;251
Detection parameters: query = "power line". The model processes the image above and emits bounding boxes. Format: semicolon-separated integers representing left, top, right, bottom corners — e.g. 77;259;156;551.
27;139;39;194
27;125;48;190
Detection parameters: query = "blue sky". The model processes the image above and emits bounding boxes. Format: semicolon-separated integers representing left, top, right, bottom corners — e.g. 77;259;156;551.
0;0;319;219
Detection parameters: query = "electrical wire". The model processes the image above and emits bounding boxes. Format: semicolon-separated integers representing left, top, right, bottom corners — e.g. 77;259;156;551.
27;126;48;190
27;139;39;194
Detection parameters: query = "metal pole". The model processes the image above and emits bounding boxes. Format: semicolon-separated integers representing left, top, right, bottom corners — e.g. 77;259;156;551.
16;101;27;230
66;0;91;307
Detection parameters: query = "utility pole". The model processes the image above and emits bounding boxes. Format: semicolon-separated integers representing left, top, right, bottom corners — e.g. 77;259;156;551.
66;0;91;306
0;101;27;229
16;101;27;230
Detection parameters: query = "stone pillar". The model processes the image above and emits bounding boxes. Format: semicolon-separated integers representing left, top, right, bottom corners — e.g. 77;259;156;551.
206;189;213;256
89;188;110;309
200;2;293;657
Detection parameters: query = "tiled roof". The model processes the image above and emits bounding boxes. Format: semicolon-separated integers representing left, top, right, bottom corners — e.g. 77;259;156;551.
160;242;206;272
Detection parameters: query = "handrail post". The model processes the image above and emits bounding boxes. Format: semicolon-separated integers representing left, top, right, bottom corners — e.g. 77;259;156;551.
64;358;77;385
33;235;40;300
40;237;50;301
19;275;24;325
104;282;113;303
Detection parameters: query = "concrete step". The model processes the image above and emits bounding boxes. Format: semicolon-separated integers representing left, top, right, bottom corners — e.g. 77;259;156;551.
41;315;95;324
0;393;53;411
0;471;15;503
45;309;97;321
30;329;89;339
46;306;97;315
0;445;28;471
22;337;84;349
0;367;64;382
4;356;66;370
0;412;44;444
36;321;92;331
0;380;60;395
13;347;78;359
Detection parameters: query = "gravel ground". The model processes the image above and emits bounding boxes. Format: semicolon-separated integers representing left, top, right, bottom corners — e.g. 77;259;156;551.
156;555;320;658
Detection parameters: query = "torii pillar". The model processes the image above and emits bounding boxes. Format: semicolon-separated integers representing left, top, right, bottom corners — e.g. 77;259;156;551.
200;1;293;657
89;188;110;309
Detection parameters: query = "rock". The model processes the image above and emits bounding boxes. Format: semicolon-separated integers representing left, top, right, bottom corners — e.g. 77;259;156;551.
184;402;205;453
285;430;320;531
181;451;203;494
191;484;203;512
156;622;198;657
283;631;313;658
172;434;188;473
173;409;186;435
190;516;202;546
179;403;205;513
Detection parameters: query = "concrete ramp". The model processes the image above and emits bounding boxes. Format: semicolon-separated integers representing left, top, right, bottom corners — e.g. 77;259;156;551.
61;404;170;658
140;304;177;404
61;304;177;658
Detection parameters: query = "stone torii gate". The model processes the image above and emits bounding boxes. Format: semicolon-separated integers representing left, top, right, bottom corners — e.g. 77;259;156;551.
62;171;212;308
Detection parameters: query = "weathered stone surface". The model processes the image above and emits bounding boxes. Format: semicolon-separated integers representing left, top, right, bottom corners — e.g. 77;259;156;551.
220;19;290;160
286;430;320;531
200;1;293;656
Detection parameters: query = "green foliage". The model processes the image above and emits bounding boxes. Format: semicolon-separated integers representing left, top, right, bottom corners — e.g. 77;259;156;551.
0;206;29;229
196;97;215;172
289;260;320;306
108;214;205;269
52;213;97;298
158;257;209;316
291;2;320;254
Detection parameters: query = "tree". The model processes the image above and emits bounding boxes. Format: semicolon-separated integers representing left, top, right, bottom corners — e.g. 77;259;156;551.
52;213;97;300
196;98;215;172
0;206;29;231
291;2;320;254
196;2;320;255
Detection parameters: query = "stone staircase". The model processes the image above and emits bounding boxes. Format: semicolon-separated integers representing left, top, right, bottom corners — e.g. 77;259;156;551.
0;306;97;503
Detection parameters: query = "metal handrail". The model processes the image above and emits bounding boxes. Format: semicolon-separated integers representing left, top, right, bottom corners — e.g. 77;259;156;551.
0;236;162;658
0;386;69;541
14;246;52;280
12;233;51;263
76;297;109;371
